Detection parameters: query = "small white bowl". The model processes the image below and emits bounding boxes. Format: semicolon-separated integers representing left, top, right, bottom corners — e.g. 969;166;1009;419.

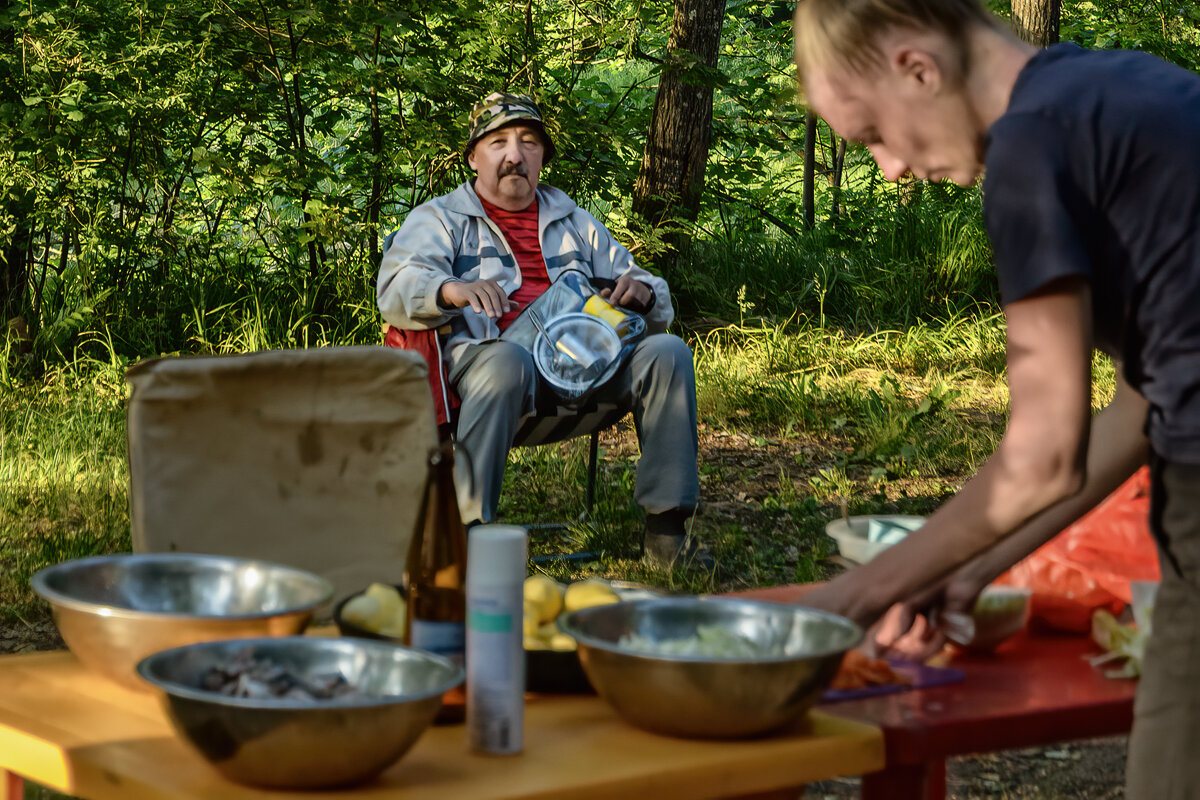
824;515;926;564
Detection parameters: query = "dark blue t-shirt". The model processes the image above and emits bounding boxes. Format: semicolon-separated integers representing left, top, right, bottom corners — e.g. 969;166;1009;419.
984;43;1200;463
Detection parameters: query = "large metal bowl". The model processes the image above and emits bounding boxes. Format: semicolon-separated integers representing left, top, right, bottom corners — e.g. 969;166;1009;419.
138;636;463;789
31;553;333;690
558;596;861;739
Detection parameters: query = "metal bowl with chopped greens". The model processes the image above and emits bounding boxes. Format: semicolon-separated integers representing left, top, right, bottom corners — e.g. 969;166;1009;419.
556;596;861;739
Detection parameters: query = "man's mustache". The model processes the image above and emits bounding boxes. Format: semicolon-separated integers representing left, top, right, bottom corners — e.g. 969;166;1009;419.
498;162;528;178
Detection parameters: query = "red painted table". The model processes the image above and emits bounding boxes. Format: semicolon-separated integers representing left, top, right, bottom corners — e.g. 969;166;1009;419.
730;584;1138;800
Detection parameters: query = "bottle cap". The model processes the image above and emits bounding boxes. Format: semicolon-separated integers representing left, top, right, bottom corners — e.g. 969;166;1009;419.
467;525;528;585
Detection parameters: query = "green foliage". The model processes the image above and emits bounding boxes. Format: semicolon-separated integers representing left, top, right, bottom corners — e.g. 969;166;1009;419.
0;0;666;361
1059;0;1200;70
4;0;1198;367
0;367;128;622
0;0;1194;613
669;183;996;328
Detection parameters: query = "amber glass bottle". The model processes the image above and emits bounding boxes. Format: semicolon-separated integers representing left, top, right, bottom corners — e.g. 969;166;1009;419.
404;441;468;723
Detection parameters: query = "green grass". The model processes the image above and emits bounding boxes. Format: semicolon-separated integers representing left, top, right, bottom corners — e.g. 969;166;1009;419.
1;362;130;624
0;204;1118;617
667;184;997;330
1;312;1022;616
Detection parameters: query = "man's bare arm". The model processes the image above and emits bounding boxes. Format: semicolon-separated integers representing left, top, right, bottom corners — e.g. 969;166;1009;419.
803;278;1095;625
869;370;1149;658
948;371;1149;592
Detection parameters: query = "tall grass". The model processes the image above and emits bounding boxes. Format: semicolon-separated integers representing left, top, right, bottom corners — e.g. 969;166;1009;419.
0;361;129;622
669;185;996;330
5;194;1111;611
1;316;1021;612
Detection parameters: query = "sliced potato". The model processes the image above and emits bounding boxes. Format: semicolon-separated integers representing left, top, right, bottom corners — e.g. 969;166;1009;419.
364;583;405;631
563;578;619;613
523;600;540;638
341;593;383;630
548;633;577;652
524;575;565;623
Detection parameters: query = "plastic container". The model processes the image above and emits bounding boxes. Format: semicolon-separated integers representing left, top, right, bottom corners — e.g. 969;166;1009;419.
1129;580;1159;634
466;525;528;755
532;313;623;401
824;515;926;564
500;270;646;406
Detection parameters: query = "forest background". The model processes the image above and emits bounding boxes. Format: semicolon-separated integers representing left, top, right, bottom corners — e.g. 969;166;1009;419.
3;0;1200;619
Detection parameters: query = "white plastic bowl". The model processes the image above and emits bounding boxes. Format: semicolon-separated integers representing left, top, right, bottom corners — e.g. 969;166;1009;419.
824;515;926;564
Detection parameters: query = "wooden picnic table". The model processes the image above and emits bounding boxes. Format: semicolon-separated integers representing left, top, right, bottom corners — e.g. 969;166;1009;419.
0;649;884;800
731;584;1138;800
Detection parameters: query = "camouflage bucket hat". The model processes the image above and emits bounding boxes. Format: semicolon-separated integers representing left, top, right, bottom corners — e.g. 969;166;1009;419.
464;92;557;163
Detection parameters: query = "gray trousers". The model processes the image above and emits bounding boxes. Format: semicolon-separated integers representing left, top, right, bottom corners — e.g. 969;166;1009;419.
447;333;699;524
1125;455;1200;799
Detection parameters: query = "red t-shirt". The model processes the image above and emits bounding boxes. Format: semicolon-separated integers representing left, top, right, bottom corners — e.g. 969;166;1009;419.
478;195;551;331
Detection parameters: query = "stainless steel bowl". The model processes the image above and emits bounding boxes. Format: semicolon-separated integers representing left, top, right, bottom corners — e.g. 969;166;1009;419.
558;596;861;739
31;553;333;690
138;636;463;789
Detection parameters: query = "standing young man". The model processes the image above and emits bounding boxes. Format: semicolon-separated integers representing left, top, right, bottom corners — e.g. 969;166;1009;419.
792;1;1200;794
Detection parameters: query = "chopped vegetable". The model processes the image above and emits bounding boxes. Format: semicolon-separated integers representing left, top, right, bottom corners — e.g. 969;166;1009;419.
1089;609;1147;679
201;648;366;701
973;590;1029;622
618;625;780;658
830;650;911;691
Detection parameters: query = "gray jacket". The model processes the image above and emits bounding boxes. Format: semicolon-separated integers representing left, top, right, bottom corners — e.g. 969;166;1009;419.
376;182;674;366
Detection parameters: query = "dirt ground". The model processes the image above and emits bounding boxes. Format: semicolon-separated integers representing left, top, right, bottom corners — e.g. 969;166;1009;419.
804;738;1128;799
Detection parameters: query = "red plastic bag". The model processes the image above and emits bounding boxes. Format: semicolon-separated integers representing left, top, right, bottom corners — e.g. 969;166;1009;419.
995;466;1161;633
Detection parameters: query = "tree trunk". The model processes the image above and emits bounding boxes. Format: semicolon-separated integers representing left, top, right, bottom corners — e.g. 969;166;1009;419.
524;0;539;93
632;0;727;231
830;134;847;222
2;192;33;323
802;111;816;230
368;27;384;271
1012;0;1060;47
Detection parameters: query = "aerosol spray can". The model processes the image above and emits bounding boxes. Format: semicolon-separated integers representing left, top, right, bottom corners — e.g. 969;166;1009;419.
466;524;528;754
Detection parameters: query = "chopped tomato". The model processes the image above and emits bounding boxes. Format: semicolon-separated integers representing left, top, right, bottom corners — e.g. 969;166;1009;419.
830;650;912;690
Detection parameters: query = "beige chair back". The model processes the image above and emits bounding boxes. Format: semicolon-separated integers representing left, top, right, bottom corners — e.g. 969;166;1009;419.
126;346;437;602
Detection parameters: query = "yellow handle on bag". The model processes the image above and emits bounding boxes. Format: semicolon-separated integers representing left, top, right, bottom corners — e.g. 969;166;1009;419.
583;295;627;329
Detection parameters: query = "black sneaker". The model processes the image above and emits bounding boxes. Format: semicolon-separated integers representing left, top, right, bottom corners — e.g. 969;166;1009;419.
641;509;714;570
642;531;716;571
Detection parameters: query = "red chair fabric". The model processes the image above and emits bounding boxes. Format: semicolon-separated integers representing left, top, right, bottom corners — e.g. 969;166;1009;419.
384;325;460;427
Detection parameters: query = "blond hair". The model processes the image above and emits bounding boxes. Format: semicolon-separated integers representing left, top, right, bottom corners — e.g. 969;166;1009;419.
794;0;999;84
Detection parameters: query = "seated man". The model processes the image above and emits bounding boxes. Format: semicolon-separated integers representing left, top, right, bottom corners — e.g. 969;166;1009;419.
377;92;706;568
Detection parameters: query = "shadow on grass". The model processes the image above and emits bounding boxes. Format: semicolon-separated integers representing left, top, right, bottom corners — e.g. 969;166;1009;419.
1;481;129;623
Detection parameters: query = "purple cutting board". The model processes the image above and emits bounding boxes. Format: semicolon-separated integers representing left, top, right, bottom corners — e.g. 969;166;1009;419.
820;660;966;704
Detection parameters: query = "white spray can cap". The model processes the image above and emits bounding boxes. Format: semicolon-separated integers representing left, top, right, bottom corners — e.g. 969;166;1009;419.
467;525;528;583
